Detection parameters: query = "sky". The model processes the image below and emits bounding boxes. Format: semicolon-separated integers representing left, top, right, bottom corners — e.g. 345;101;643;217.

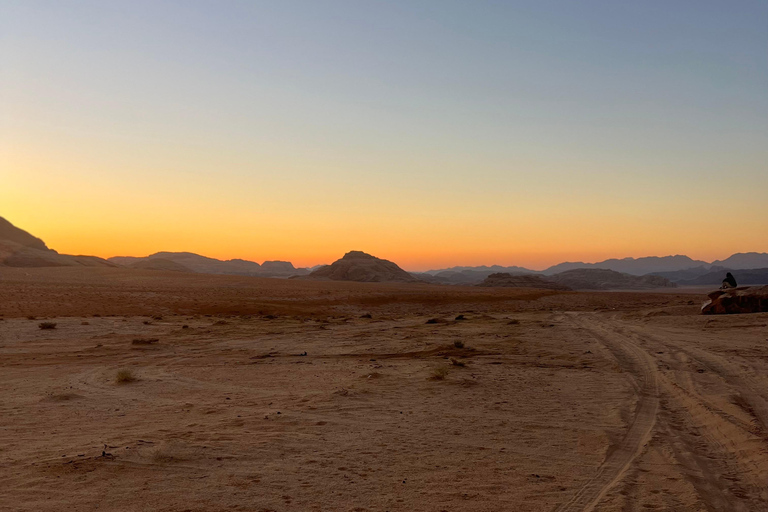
1;0;767;271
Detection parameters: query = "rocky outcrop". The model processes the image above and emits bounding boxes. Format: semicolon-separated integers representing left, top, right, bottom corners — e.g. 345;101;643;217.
477;273;571;290
301;251;421;283
549;268;677;290
0;216;115;268
701;286;768;315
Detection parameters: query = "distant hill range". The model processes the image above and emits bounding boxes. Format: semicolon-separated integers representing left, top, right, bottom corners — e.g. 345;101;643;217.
2;215;766;286
0;216;115;268
108;252;308;278
298;251;421;283
425;253;768;286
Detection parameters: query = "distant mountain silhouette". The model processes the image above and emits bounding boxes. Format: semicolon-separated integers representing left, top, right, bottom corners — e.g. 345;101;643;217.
711;253;768;270
0;216;115;268
108;252;306;277
542;255;707;276
549;269;677;290
300;251;421;283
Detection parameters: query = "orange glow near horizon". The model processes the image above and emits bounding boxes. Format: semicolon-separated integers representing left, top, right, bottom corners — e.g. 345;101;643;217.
3;2;766;272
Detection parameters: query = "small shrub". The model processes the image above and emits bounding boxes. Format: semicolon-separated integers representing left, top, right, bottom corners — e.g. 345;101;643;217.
455;314;465;320
143;320;152;325
182;325;189;329
39;322;57;330
453;340;465;349
450;358;466;367
507;319;520;325
429;366;450;380
426;318;440;324
27;316;37;320
116;369;136;384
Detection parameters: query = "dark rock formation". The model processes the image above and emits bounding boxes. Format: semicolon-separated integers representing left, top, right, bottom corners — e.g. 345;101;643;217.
301;251;421;283
549;268;677;290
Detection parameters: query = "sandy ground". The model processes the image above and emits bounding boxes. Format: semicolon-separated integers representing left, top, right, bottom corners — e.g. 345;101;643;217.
1;268;767;511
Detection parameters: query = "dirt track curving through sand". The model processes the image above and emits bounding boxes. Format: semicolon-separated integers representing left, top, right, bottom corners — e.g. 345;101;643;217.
557;313;768;511
555;313;659;512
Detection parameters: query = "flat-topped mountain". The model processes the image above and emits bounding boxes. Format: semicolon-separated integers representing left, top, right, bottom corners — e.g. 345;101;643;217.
301;251;421;283
477;273;571;290
0;216;115;268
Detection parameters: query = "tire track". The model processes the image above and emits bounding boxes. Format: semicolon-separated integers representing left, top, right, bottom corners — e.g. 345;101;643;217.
555;313;659;512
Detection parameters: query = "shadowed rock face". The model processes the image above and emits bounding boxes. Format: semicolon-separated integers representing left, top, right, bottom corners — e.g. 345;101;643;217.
304;251;421;283
0;216;115;268
0;217;49;251
477;273;571;291
701;286;768;315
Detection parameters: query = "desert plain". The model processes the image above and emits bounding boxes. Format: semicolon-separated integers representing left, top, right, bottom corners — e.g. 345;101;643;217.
1;267;767;511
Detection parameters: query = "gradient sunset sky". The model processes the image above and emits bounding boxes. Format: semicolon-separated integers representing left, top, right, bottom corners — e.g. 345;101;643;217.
2;1;766;271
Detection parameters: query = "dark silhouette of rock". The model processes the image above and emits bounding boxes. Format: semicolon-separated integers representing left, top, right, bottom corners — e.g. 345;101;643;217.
477;273;571;290
722;272;738;289
0;216;49;251
701;286;768;315
549;269;677;290
0;216;115;268
301;251;421;283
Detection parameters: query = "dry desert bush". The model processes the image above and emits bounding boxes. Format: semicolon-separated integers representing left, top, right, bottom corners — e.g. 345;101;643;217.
116;369;136;384
429;366;450;380
38;322;57;330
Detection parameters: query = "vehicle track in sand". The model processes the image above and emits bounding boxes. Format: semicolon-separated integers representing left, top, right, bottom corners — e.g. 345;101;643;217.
557;313;768;512
555;313;659;512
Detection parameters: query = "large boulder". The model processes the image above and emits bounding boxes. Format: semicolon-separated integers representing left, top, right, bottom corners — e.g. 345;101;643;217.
701;286;768;315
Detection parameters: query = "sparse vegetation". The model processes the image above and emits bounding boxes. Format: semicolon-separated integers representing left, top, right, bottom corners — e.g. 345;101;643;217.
38;322;57;330
450;358;466;367
508;319;520;325
143;320;152;325
429;366;450;380
426;318;440;324
453;340;465;349
455;314;465;320
116;369;136;384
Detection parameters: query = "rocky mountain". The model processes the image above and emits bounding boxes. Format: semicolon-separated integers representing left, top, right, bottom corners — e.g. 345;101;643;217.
549;269;677;290
0;216;115;268
300;251;421;283
108;252;307;277
477;273;571;290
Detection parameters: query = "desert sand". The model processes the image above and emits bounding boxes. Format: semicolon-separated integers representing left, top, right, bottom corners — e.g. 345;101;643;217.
1;267;767;511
